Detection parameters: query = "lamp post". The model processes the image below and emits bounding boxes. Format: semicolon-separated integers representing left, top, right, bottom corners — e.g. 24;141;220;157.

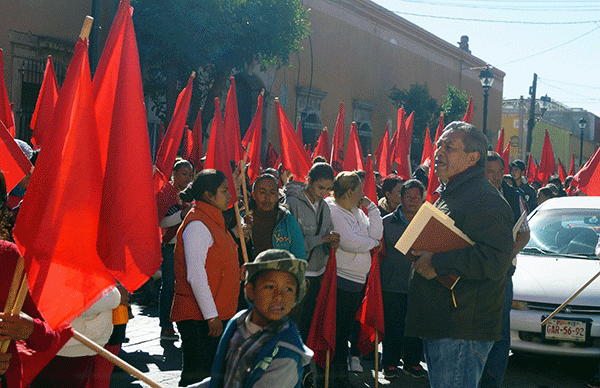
539;94;551;116
579;117;587;167
479;65;494;135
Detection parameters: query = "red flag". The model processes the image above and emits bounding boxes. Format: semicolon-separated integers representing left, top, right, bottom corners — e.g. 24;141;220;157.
343;122;364;172
375;123;390;177
420;126;433;167
275;99;311;182
363;155;377;204
312;127;331;163
393;108;410;180
307;248;337;369
93;0;162;293
0;49;15;138
405;111;414;156
224;77;243;164
569;153;576;176
242;92;264;184
0;120;32;192
182;125;192;160
537;130;556;185
155;73;195;179
495;127;505;154
572;146;600;196
30;56;59;149
558;158;567;182
204;97;237;206
426;113;444;203
190;109;203;172
463;96;473;123
355;248;384;356
265;142;279;169
501;141;511;174
13;38;110;329
526;153;537;182
331;102;345;174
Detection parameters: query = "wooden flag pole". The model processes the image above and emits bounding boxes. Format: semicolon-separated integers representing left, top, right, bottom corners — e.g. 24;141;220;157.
240;141;251;213
73;331;165;388
541;268;600;326
325;348;330;388
233;202;249;263
374;330;379;388
1;268;27;353
79;16;94;40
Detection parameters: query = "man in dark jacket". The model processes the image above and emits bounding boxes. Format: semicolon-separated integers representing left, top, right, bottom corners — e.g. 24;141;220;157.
405;122;514;388
381;179;427;380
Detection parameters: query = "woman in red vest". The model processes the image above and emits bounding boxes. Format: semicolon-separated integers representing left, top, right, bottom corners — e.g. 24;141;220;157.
170;169;240;387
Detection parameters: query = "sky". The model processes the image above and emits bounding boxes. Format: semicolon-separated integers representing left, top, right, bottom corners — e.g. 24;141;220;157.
369;0;600;117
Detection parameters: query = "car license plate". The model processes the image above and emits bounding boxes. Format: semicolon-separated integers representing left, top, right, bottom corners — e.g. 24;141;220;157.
543;317;588;342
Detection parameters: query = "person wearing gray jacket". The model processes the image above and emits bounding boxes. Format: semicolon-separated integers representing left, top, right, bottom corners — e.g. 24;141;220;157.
283;162;339;341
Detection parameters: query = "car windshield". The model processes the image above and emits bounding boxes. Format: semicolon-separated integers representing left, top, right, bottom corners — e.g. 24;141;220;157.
523;208;600;259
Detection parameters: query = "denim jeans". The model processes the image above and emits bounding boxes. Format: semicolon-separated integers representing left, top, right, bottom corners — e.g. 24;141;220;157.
423;337;493;388
479;277;513;388
159;244;175;328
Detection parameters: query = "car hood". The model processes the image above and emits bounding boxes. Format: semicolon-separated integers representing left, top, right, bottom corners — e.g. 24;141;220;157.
513;254;600;306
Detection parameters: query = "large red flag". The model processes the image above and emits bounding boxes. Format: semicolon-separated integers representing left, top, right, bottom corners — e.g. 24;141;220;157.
426;113;444;203
331;102;345;174
572;146;600;196
275;99;311;182
0;120;32;192
242;92;263;184
0;49;15;138
405;111;414;156
526;153;537;182
393;108;410;180
224;77;243;164
265;142;279;169
204;98;237;206
155;73;195;179
190;109;203;171
463;96;473;123
13;38;110;329
93;0;162;292
501;141;511;174
30;56;59;149
375;123;390;177
569;153;576;176
420;126;433;167
495;127;505;154
558;158;567;182
343;122;364;172
182;125;192;160
363;155;377;204
307;248;337;369
537;130;556;185
312;127;331;163
355;248;385;356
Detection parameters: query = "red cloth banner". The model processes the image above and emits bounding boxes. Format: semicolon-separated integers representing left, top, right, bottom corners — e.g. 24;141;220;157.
375;123;390;177
242;92;264;184
30;56;59;149
355;248;385;356
331;102;345;174
343;122;364;172
275;100;311;182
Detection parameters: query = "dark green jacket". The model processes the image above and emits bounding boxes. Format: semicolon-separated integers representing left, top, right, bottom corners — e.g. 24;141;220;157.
405;166;514;341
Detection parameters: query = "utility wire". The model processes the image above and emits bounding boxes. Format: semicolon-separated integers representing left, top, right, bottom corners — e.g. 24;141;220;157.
393;0;600;12
539;77;600;90
538;80;600;101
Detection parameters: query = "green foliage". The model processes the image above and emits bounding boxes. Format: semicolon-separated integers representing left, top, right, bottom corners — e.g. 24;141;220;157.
441;84;469;123
389;83;439;164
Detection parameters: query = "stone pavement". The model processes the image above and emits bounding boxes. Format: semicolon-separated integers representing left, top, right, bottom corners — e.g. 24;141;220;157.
110;303;430;388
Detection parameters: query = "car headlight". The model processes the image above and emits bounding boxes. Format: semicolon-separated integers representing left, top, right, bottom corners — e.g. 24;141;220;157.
512;300;529;310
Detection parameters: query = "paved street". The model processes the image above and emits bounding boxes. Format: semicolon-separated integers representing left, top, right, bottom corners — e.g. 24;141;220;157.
110;303;596;388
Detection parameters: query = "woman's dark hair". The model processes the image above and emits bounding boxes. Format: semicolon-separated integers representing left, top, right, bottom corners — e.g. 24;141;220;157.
538;186;555;199
173;159;193;175
308;162;334;182
312;156;327;164
252;173;279;192
179;169;226;203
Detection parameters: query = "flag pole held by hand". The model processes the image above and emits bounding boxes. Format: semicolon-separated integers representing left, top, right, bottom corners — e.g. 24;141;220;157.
233;202;249;264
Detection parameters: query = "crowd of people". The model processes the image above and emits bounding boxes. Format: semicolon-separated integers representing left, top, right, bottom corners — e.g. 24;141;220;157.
0;120;593;388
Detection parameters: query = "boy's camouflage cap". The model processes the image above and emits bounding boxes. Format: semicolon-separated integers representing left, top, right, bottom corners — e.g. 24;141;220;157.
244;249;307;302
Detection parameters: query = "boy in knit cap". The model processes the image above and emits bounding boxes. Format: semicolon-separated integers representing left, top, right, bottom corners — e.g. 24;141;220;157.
191;249;313;388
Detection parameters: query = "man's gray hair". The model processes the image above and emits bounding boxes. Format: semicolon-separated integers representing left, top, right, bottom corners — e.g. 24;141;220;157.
443;121;488;167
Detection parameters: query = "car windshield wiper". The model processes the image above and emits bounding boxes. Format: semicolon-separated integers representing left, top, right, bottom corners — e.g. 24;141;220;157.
521;247;555;255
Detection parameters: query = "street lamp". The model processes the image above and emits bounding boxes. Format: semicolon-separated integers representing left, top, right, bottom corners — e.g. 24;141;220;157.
579;117;587;167
479;65;494;135
539;94;551;116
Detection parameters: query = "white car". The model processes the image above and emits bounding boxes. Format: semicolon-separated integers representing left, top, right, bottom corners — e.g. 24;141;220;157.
510;196;600;357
